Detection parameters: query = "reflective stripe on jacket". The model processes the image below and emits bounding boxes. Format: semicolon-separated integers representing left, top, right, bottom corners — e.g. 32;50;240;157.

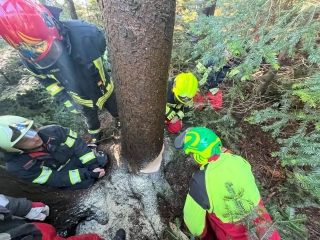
183;153;261;236
4;125;99;188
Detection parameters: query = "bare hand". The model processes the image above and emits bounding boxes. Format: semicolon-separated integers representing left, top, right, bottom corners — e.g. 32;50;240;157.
93;168;105;178
170;116;179;124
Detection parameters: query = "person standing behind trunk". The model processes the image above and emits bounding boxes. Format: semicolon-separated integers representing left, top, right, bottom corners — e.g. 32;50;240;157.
0;0;118;145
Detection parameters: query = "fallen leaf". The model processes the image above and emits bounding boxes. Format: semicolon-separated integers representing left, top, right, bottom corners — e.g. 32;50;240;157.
262;166;286;179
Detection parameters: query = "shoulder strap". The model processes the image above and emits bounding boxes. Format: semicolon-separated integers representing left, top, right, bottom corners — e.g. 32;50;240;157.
188;164;210;210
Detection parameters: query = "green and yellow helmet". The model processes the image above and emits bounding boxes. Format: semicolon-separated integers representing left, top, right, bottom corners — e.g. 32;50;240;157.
172;72;198;104
0;115;35;153
174;127;222;165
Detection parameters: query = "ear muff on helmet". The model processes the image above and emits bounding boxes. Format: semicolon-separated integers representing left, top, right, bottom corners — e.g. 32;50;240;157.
175;127;222;164
193;153;208;165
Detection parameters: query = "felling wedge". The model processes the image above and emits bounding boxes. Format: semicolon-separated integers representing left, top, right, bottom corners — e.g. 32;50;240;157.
140;145;164;173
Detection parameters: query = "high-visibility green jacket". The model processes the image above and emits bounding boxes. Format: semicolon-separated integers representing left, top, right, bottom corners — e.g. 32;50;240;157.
4;125;100;188
183;153;261;236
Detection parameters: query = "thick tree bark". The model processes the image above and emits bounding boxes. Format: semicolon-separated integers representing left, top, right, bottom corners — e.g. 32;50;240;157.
254;69;278;95
202;1;217;16
253;51;289;95
99;0;176;172
66;0;78;20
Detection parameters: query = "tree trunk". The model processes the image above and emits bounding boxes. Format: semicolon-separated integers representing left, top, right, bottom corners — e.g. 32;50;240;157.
66;0;78;20
253;51;289;95
98;0;176;172
202;1;217;16
254;69;278;95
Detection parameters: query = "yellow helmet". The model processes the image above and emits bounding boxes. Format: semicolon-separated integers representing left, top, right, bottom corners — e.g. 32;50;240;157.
172;72;198;104
0;115;35;153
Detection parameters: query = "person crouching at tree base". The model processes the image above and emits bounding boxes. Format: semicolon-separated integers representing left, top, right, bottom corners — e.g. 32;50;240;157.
0;0;119;145
174;127;281;240
0;115;108;190
165;72;198;134
0;194;126;240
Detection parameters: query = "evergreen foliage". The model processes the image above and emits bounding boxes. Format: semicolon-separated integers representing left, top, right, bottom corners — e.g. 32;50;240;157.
178;0;320;206
247;72;320;200
0;48;85;134
267;205;308;239
189;0;320;79
1;0;319;237
74;0;103;28
172;0;320;237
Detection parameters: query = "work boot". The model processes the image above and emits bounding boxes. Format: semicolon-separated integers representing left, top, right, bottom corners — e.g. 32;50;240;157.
113;228;126;240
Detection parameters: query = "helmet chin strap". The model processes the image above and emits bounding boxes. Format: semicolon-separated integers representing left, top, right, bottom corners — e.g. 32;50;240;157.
53;18;71;54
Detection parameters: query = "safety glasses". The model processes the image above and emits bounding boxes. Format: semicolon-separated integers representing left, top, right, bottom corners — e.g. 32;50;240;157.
177;95;192;104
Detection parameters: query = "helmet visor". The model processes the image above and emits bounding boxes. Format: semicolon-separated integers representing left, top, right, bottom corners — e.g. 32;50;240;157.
19;39;64;69
18;40;49;60
9;120;36;142
177;95;192;104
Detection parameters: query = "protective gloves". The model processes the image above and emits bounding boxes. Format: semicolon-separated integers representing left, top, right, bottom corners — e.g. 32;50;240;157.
24;202;50;221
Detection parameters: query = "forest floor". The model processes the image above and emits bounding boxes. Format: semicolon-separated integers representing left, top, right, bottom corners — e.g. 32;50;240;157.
1;46;320;239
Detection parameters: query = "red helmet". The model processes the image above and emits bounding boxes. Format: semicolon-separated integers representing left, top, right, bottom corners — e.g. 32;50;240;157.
0;0;64;69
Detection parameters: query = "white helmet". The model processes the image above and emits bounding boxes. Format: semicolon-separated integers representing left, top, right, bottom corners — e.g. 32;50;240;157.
0;115;35;153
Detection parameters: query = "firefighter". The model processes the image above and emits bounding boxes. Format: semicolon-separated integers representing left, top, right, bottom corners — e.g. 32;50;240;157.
0;194;126;240
165;72;198;134
174;127;281;240
0;115;108;190
0;0;118;145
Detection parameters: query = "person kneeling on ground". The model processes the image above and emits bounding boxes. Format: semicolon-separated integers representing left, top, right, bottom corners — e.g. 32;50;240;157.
165;73;198;134
174;127;281;240
0;115;107;190
0;194;126;240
